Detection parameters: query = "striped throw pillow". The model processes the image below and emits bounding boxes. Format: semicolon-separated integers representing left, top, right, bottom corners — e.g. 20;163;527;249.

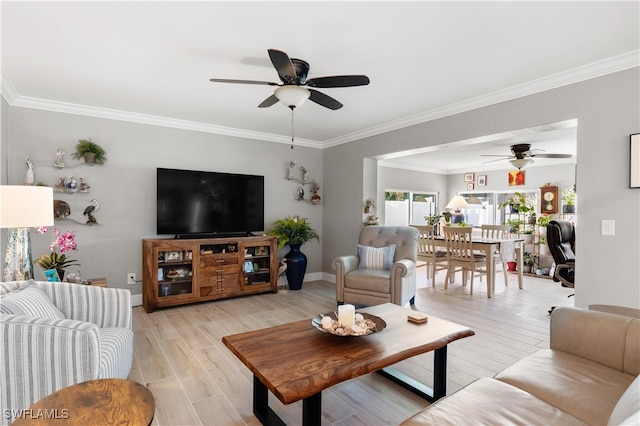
358;244;396;270
0;283;65;319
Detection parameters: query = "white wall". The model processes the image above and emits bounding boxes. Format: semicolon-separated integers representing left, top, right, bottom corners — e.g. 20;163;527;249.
323;68;640;310
4;107;323;294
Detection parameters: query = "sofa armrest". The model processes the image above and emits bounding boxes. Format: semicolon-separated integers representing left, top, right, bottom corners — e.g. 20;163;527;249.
390;258;415;278
36;281;132;329
550;307;640;375
391;259;417;305
1;315;101;415
333;255;359;303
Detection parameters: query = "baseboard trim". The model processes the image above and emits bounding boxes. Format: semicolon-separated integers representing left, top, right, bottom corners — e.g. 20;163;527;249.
131;293;143;307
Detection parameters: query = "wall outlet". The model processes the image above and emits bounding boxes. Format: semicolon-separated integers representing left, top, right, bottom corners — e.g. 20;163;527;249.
127;273;136;285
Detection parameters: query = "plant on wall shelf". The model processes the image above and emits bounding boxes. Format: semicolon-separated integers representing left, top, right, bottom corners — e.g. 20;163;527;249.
72;139;107;165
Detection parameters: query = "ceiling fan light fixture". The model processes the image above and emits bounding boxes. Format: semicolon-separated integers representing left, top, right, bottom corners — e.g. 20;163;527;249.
509;158;533;169
274;86;310;109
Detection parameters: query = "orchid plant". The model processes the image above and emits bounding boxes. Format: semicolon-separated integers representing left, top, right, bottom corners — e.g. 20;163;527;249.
35;227;80;279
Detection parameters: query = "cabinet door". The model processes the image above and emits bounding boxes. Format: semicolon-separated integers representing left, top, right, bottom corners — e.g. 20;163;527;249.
156;247;194;298
241;241;275;287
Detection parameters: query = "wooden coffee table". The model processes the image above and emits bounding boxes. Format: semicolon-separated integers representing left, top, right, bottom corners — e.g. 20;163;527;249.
222;303;474;426
12;379;154;425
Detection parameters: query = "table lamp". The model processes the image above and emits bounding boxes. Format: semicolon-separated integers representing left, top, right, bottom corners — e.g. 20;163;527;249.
446;195;469;224
0;185;54;281
445;195;469;210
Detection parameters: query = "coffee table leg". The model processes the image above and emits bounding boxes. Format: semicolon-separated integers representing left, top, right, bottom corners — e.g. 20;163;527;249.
253;375;321;426
302;392;322;426
433;345;447;400
253;375;285;426
377;345;448;403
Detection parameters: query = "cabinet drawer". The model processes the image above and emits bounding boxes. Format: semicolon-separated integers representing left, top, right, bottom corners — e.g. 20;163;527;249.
199;254;239;268
198;273;239;287
199;264;239;275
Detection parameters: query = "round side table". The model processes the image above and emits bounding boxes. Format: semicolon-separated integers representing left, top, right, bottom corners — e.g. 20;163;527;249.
12;379;154;425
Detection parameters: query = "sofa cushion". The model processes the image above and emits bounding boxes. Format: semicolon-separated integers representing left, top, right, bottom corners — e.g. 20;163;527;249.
401;378;586;425
609;375;640;425
495;349;636;425
0;281;64;319
98;327;134;379
358;244;395;270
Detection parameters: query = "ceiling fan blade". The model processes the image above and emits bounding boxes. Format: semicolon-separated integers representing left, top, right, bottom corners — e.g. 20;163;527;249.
481;157;510;164
308;89;343;110
533;153;573;159
268;49;297;82
209;78;279;86
480;154;512;158
258;95;279;108
306;75;370;88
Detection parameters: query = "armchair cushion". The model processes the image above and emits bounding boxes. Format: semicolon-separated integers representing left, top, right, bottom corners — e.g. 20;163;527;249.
358;244;396;270
0;281;64;319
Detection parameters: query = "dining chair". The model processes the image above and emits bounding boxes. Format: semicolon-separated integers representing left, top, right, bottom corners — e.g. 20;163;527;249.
443;226;488;295
413;225;448;287
480;224;511;289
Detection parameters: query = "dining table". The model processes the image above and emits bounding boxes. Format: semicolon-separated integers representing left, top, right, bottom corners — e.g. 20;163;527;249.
432;236;523;297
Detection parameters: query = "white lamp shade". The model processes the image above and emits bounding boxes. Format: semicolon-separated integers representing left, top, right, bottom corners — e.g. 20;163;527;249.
445;195;469;210
274;86;310;108
0;185;54;228
509;158;533;169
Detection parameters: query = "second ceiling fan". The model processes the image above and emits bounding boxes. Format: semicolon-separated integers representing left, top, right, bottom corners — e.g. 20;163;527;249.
209;49;370;110
481;143;572;169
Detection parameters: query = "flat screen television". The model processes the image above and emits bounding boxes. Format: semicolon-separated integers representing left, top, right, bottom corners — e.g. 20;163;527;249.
157;168;264;237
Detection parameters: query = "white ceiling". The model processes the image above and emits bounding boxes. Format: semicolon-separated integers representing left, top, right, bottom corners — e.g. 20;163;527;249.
2;2;638;172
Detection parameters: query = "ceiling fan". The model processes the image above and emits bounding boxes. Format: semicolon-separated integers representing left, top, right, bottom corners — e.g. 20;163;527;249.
481;143;572;169
209;49;370;111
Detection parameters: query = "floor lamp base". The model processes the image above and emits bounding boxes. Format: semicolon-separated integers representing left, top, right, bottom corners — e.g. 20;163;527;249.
2;227;35;281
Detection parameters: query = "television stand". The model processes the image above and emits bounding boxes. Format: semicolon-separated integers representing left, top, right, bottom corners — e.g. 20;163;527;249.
143;235;278;313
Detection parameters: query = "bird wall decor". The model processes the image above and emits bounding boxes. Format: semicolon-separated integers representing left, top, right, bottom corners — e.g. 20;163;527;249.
83;199;99;225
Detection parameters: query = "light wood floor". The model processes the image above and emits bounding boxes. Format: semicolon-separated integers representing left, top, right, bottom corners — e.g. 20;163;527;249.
129;269;575;426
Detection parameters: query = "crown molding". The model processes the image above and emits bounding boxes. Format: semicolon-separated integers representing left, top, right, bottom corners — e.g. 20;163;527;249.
322;50;640;148
2;51;637;150
0;84;321;149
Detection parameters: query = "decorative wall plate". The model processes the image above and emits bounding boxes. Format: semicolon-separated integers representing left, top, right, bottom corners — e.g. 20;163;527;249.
53;200;71;219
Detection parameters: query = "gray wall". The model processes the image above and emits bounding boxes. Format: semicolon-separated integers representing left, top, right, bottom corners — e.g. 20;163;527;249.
323;68;640;309
4;107;323;296
446;164;576;203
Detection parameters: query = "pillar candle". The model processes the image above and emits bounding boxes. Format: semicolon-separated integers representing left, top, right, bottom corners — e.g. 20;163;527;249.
338;304;355;327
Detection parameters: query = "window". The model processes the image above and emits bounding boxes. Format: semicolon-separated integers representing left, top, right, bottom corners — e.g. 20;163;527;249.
385;191;438;226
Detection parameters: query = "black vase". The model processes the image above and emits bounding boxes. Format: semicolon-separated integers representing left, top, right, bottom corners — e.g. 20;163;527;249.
284;243;307;290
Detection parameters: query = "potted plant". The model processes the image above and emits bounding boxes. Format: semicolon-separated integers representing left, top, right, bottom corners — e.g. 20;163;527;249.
522;229;534;243
522;252;534;274
268;215;319;290
561;187;576;213
35;227;80;281
72;138;107;165
498;192;534;215
537;215;552;228
538;236;550;256
506;218;523;234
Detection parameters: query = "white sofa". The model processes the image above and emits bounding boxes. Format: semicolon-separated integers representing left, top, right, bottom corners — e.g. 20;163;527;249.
402;307;640;425
0;280;133;425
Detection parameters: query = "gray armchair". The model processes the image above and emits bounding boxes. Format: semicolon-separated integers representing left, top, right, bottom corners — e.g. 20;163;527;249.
0;280;133;425
334;225;418;306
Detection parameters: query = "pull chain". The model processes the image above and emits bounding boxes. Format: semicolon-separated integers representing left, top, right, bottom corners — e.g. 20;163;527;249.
290;106;295;149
